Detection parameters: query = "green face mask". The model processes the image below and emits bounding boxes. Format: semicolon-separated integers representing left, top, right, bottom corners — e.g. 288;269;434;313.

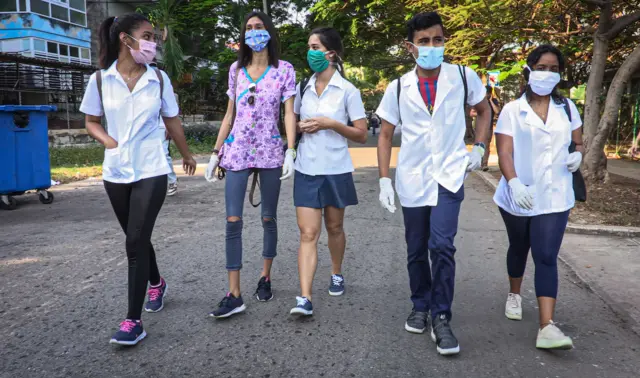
307;49;330;73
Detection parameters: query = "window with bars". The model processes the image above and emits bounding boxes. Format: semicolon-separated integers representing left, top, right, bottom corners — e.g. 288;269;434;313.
0;37;91;66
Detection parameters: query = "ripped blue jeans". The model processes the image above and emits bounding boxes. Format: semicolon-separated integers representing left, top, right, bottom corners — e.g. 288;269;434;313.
224;168;282;271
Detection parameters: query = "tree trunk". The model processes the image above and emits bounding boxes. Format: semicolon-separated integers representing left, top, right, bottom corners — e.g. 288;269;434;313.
582;35;609;146
583;43;640;183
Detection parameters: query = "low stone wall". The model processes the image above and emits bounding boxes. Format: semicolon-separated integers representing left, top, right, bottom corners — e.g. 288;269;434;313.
48;121;222;147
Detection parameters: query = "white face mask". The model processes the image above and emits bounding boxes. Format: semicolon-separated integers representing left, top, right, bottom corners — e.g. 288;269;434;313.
525;65;561;96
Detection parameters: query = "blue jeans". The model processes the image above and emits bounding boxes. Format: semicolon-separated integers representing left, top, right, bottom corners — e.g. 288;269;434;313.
499;208;570;298
224;168;282;271
163;139;177;184
402;184;464;320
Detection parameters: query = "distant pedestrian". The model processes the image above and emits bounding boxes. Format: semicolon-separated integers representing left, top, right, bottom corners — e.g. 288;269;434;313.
494;44;583;350
481;85;502;171
289;27;367;317
203;11;297;319
80;13;197;346
376;12;491;356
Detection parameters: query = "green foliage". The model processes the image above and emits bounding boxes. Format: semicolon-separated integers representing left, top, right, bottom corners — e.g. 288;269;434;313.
139;0;185;81
50;146;104;168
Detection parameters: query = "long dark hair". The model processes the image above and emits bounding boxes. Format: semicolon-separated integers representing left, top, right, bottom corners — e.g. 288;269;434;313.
237;11;280;69
98;13;150;69
310;27;345;75
523;44;565;105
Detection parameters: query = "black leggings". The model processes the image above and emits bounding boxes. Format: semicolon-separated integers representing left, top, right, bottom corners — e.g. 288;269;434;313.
104;175;167;320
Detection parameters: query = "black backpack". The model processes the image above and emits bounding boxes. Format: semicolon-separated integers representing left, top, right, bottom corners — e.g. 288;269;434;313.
396;65;468;124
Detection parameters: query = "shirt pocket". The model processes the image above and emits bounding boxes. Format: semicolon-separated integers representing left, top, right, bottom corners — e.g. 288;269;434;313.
396;166;423;200
135;138;166;175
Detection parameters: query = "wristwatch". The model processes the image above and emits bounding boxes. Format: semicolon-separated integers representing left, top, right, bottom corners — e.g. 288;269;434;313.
474;142;486;150
212;148;220;155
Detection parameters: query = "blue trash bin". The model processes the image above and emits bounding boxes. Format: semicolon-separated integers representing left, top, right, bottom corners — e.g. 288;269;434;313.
0;105;57;210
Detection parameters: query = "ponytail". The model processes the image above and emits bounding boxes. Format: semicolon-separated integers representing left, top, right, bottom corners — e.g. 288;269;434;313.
97;13;150;69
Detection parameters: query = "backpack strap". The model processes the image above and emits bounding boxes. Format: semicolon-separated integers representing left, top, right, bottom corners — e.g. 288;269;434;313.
396;76;402;125
300;77;311;100
154;68;164;99
96;70;103;106
458;65;468;107
562;97;572;122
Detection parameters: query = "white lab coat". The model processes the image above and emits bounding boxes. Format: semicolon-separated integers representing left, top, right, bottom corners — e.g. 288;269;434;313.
376;63;486;208
294;70;366;176
80;61;179;184
493;95;582;216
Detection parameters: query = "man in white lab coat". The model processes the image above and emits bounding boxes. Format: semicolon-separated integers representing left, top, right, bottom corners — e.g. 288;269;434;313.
376;12;491;356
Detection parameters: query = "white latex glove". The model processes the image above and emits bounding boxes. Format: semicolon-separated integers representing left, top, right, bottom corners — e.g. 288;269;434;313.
566;151;582;173
379;177;397;213
466;145;485;172
508;177;534;210
280;149;296;180
204;153;220;183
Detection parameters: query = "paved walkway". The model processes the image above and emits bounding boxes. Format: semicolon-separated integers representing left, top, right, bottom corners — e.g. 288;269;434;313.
1;159;639;376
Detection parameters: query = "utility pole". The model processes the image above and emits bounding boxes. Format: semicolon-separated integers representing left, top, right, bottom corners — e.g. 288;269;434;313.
262;0;268;15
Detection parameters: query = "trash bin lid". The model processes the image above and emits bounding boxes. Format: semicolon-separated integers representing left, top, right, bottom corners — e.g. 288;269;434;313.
0;105;57;112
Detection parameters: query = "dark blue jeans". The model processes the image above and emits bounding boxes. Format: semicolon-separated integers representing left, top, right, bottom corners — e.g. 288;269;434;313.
499;208;570;299
402;184;464;320
225;168;282;271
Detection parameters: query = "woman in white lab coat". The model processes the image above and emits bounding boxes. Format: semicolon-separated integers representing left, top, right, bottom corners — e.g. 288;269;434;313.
494;44;583;350
289;28;368;316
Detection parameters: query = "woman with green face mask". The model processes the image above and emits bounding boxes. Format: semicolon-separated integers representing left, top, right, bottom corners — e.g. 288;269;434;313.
289;27;368;316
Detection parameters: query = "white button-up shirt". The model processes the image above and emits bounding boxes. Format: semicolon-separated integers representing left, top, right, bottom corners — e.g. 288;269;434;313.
493;95;582;216
376;63;486;208
294;70;366;176
80;61;179;184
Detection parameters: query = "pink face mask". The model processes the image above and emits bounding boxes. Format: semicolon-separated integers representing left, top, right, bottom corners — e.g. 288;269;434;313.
125;34;157;65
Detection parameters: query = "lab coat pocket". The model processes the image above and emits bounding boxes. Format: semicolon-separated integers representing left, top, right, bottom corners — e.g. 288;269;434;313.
137;139;166;175
103;148;122;178
396;167;423;200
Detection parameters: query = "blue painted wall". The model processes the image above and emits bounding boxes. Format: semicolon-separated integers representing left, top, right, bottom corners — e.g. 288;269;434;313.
0;14;90;48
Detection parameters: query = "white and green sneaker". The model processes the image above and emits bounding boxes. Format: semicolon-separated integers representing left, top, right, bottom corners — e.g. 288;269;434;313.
536;321;573;350
505;293;522;320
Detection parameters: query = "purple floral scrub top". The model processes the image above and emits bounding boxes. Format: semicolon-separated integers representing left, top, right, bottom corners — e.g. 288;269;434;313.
219;60;296;171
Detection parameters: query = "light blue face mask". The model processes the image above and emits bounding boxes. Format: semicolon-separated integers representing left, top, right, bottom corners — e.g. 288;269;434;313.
410;43;445;70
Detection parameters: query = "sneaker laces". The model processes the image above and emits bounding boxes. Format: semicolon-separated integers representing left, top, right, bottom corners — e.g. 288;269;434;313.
218;293;232;308
331;275;344;286
507;293;521;309
408;309;428;322
119;319;138;332
148;286;162;301
296;296;309;307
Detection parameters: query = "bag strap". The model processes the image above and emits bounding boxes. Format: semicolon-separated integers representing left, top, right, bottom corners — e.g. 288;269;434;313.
249;170;261;208
458;65;468;107
300;77;311;101
562;97;572;122
96;70;103;105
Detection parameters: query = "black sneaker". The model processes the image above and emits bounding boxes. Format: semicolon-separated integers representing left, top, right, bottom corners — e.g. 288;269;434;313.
255;276;273;302
431;313;460;355
209;293;246;319
405;309;429;334
109;319;146;346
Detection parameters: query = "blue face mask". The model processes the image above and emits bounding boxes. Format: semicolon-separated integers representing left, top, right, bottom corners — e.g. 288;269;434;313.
410;44;445;70
245;29;271;52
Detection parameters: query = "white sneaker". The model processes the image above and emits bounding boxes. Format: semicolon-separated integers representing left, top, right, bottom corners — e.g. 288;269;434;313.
536;321;573;350
505;293;522;320
167;182;178;196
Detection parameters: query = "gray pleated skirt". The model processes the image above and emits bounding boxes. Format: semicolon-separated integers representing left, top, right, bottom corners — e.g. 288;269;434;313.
294;170;358;209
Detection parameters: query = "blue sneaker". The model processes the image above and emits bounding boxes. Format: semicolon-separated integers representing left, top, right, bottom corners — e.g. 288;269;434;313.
329;274;345;296
144;278;168;313
109;319;146;346
209;293;246;319
290;296;313;316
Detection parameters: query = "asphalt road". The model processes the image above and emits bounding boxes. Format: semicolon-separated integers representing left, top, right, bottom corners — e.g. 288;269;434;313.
1;170;639;378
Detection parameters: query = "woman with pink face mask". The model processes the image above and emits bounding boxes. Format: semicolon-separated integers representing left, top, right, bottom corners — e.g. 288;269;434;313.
80;13;197;346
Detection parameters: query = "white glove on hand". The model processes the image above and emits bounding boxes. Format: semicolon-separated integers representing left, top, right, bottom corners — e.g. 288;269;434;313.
566;151;582;173
379;177;397;213
466;145;485;172
508;177;534;210
204;153;220;183
280;149;296;181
